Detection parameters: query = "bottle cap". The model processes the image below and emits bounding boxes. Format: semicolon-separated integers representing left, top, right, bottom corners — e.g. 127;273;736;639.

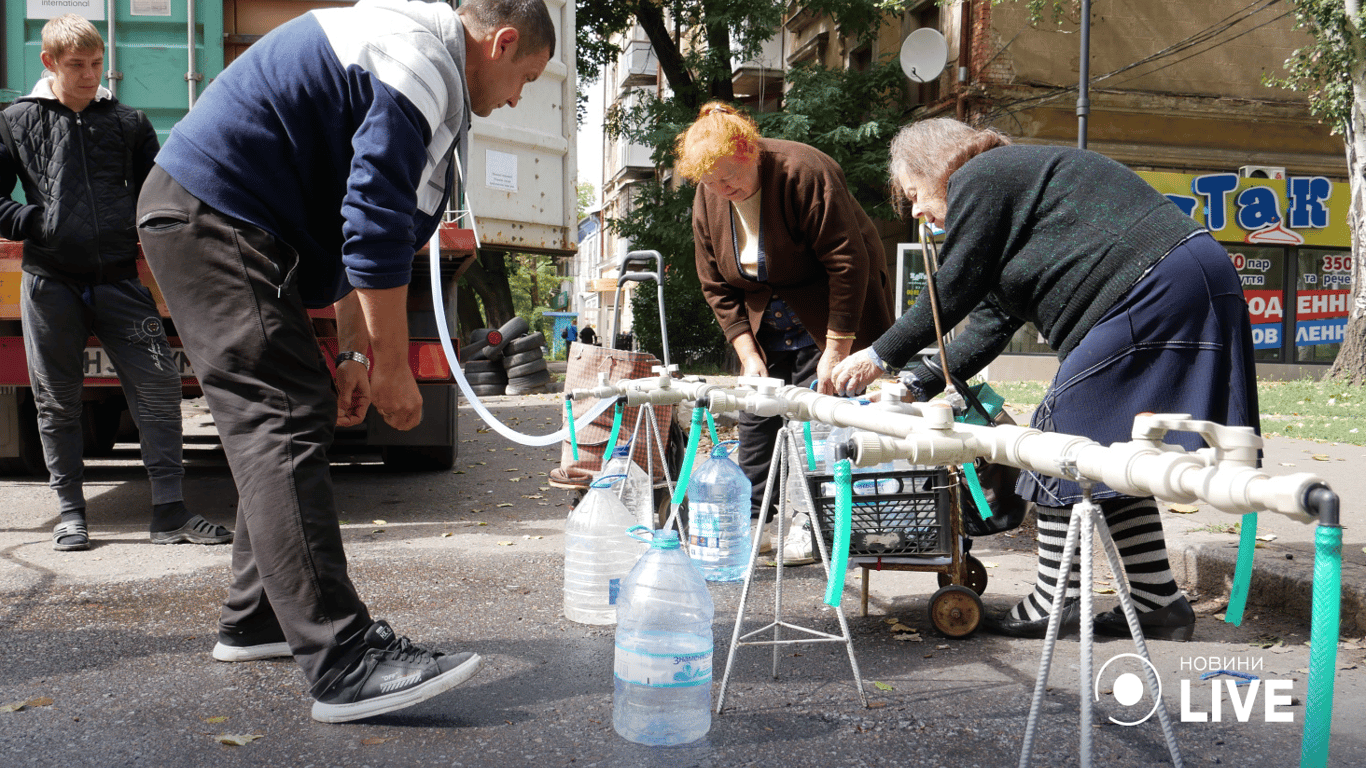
650;529;681;549
612;442;632;458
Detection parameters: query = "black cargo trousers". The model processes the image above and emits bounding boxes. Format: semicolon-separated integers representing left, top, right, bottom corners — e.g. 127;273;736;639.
136;165;372;686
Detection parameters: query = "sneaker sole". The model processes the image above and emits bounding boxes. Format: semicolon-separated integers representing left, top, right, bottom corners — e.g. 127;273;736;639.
212;641;292;662
310;653;482;723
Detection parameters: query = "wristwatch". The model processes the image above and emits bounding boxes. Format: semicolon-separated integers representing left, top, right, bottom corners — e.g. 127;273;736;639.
335;350;371;372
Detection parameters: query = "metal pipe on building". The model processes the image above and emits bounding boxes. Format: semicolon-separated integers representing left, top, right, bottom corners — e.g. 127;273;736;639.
187;0;198;108
1077;0;1090;148
105;0;118;99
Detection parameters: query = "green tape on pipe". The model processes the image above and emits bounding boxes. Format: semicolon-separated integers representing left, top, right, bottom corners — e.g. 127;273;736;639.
1224;511;1258;626
824;458;852;608
671;406;706;507
803;421;816;472
564;398;579;461
960;462;992;522
1299;523;1342;768
602;401;624;462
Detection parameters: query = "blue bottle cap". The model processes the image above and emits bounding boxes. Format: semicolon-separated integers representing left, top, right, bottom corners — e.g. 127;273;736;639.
612;442;632;458
650;529;681;549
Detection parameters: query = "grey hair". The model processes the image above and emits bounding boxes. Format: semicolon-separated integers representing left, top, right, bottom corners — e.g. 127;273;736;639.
888;118;1011;211
457;0;557;58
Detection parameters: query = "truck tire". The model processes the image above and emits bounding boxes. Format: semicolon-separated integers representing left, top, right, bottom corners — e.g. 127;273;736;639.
482;316;529;360
505;332;545;354
459;338;489;362
500;349;544;369
504;358;548;379
382;443;456;472
468;384;506;397
464;371;509;386
468;328;494;345
462;359;502;374
505;368;554;395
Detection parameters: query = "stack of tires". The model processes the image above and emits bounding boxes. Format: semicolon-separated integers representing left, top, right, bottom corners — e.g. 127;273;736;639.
458;317;554;397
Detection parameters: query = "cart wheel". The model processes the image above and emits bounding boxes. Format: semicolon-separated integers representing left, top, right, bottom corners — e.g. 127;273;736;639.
928;585;983;638
937;554;989;596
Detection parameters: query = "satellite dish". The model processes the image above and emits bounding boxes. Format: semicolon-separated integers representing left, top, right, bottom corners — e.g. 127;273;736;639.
900;28;948;83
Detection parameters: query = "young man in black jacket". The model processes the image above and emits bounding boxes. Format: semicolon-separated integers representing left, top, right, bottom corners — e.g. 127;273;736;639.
0;14;230;551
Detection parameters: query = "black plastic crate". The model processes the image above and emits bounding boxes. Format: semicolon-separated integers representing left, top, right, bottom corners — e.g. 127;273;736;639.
805;467;952;557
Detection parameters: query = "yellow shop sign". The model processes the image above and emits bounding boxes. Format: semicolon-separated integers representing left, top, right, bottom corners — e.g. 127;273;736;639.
1136;171;1349;249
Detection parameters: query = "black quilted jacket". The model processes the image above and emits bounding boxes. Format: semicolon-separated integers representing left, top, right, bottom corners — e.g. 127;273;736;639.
0;92;159;285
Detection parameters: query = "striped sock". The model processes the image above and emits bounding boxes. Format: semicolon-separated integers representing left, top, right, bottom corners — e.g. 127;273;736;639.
1101;497;1180;612
1009;504;1081;622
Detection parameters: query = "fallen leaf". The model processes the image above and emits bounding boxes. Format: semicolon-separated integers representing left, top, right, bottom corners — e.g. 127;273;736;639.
1256;534;1278;542
372;529;385;534
1168;503;1200;514
215;734;263;746
204;716;228;724
372;519;387;525
882;617;900;625
889;622;915;633
0;702;25;713
893;633;924;642
361;737;395;746
867;701;888;709
497;541;514;546
522;535;543;540
441;532;453;538
496;503;513;508
1094;587;1116;594
478;522;488;526
1278;462;1296;467
452;470;466;475
873;681;894;691
1312;454;1331;461
936;644;950;650
982;561;999;568
508;477;522;482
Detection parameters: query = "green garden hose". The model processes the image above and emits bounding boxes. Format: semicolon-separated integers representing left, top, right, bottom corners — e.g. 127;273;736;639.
824;457;852;608
1299;522;1342;768
1224;511;1258;626
670;405;706;507
602;401;624;461
564;398;579;461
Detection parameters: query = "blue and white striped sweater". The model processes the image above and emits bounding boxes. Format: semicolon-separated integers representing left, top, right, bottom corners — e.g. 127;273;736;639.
157;0;470;308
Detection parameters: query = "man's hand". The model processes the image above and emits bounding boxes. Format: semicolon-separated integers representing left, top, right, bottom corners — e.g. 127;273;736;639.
369;363;423;431
335;359;372;426
832;348;885;396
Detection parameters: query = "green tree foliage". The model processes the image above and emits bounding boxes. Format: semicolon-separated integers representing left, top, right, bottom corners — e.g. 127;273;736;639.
1270;0;1358;134
578;0;910;367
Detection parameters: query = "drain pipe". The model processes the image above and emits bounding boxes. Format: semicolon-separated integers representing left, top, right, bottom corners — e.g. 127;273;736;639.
187;0;199;108
104;0;120;99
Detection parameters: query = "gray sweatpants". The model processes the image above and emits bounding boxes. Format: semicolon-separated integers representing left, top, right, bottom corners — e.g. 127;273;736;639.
21;272;186;514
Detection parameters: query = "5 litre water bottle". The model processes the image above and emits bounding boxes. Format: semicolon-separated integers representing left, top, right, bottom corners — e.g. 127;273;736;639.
563;475;648;625
686;442;753;582
598;442;656;529
614;528;714;746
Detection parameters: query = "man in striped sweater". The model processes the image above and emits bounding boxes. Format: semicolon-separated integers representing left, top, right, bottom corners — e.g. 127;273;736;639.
136;0;554;723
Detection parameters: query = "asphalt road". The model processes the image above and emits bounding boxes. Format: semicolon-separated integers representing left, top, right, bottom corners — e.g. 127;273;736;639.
1;394;1363;767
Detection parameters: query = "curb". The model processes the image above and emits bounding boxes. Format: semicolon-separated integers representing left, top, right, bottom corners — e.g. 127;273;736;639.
1171;539;1365;636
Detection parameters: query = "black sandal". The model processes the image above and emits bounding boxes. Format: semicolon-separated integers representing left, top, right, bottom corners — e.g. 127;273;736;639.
53;520;90;551
150;515;233;545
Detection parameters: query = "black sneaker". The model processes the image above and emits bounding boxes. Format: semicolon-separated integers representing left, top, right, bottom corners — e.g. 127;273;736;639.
309;621;481;723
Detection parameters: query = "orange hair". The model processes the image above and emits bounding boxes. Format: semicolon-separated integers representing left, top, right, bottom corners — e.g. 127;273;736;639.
674;102;761;181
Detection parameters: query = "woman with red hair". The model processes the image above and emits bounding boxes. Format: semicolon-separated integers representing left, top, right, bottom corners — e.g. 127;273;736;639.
676;102;894;532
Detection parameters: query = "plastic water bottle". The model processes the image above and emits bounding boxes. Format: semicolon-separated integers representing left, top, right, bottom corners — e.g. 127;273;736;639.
613;528;714;746
563;475;648;625
686;442;753;582
599;442;656;529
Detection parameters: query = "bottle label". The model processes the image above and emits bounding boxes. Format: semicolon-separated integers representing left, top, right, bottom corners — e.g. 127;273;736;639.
614;645;712;688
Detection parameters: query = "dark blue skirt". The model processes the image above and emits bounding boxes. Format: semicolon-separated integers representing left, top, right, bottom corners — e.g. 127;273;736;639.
1016;232;1261;506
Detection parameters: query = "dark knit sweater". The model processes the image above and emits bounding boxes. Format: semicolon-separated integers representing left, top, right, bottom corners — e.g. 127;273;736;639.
872;145;1202;394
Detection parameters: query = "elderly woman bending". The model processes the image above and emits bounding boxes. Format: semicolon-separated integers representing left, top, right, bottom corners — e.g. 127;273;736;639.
834;118;1260;641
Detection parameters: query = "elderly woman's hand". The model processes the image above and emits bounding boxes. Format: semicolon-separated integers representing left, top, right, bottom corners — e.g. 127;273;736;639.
832;348;885;396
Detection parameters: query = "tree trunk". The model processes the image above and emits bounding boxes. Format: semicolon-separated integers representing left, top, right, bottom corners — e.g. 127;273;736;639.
460;251;517;329
1328;29;1366;385
635;0;704;111
455;280;486;340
